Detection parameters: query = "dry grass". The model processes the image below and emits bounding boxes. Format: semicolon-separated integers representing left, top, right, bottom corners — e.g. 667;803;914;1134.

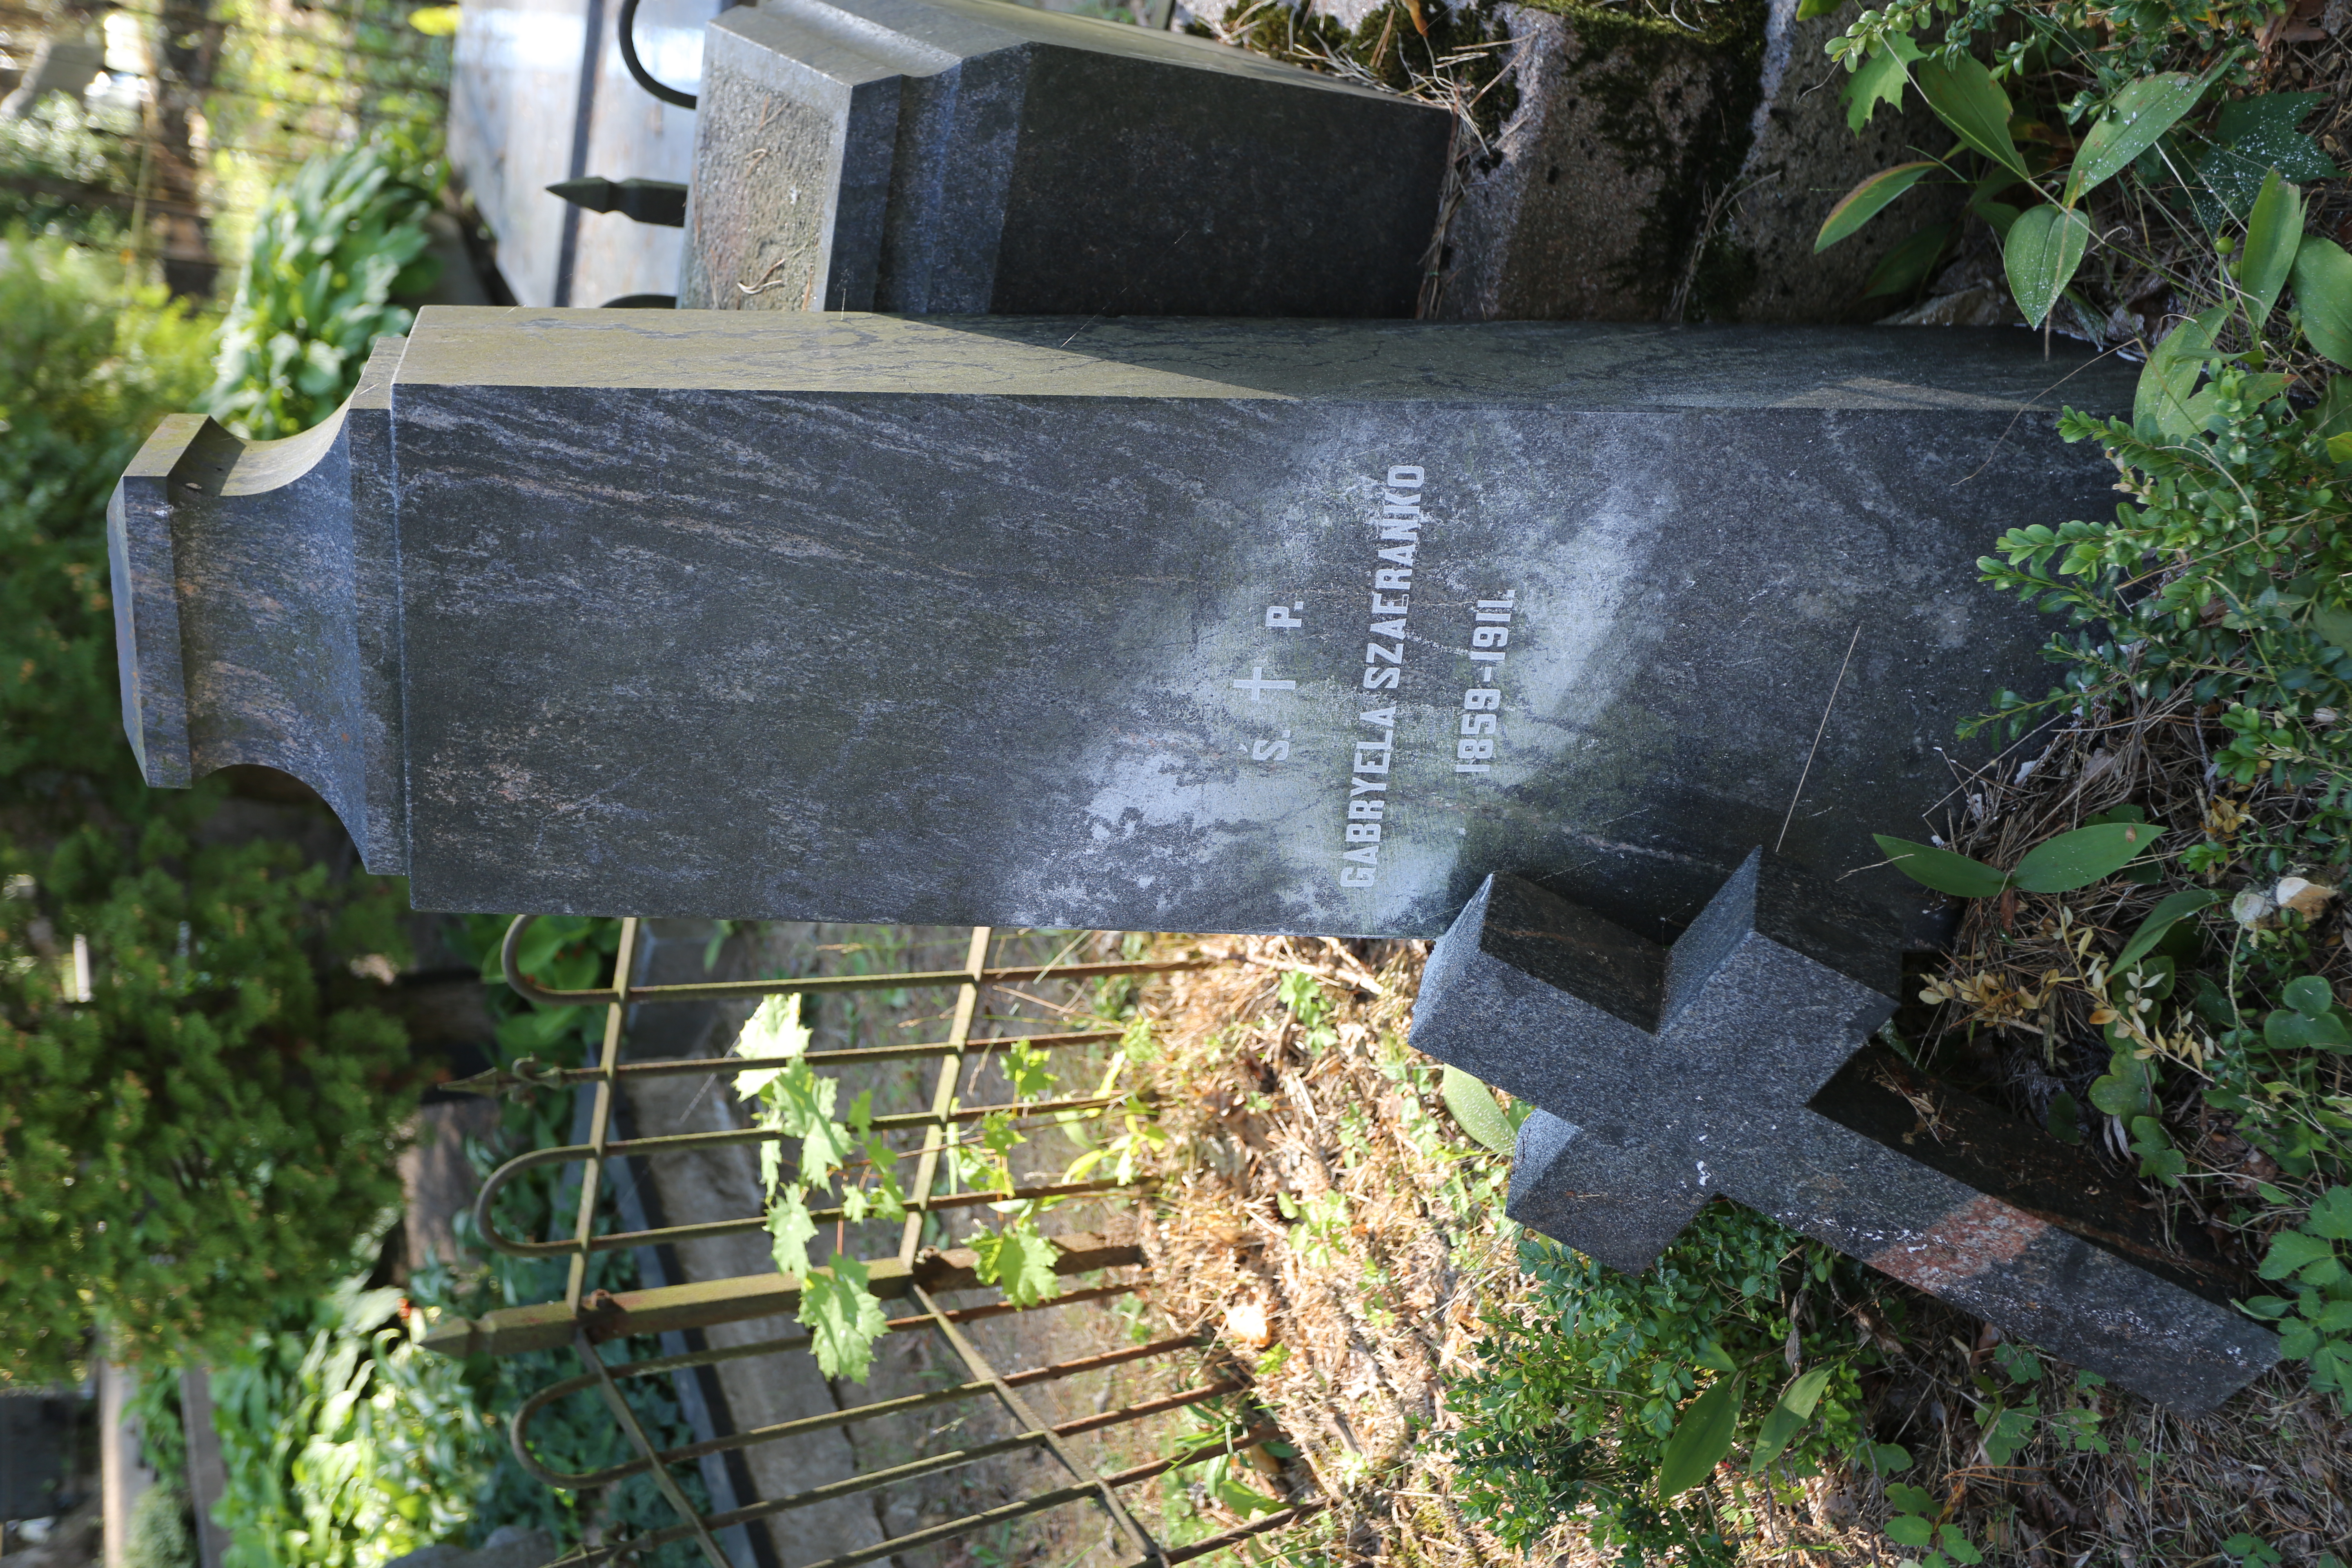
1122;909;2350;1566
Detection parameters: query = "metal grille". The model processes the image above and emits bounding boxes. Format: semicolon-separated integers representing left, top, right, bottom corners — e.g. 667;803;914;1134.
424;917;1323;1568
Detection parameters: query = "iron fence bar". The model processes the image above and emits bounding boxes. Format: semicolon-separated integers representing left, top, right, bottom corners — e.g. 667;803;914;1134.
510;1290;1163;1485
450;1027;1125;1098
565;918;639;1309
525;1334;1221;1489
572;1329;733;1568
563;1401;1281;1568
898;927;989;1263
910;1282;1161;1566
501;914;1201;1007
488;1174;1137;1260
1156;1503;1330;1566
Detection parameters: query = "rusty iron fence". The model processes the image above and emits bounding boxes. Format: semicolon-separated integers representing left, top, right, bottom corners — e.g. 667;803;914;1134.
420;917;1322;1568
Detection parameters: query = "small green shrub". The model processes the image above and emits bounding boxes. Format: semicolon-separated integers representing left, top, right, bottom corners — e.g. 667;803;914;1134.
1445;1206;1886;1564
205;127;445;441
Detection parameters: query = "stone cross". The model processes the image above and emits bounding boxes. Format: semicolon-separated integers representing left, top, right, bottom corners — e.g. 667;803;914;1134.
110;307;2132;941
1408;853;2281;1412
683;0;1452;316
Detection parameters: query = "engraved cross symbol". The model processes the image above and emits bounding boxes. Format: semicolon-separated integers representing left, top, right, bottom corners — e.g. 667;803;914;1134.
1408;849;2280;1413
1231;666;1296;701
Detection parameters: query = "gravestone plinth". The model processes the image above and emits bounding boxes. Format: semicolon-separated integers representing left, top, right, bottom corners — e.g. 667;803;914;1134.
681;0;1452;315
1408;855;2281;1412
113;308;2131;938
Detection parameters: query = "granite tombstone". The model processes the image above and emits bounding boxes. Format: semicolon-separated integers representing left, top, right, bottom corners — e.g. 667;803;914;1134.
107;308;2282;1412
112;307;2125;940
679;0;1453;316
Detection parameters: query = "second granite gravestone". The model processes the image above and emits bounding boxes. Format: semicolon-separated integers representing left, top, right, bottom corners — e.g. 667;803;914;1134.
111;308;2132;940
682;0;1453;316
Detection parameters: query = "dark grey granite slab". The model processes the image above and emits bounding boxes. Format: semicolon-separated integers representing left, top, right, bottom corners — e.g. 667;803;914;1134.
1407;856;2282;1414
112;308;2134;939
682;0;1451;316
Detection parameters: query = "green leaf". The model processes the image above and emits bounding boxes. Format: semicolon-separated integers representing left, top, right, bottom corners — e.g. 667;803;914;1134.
732;993;811;1098
2046;1089;2082;1145
1843;34;1922;134
1914;56;2033;184
1657;1373;1743;1498
2310;375;2352;439
1941;1529;1987;1566
766;1193;820;1280
2295;235;2352;367
1817;162;1939;252
2009;822;2161;894
1693;1338;1738;1374
2002;205;2093;329
2258;1228;2340;1281
970;1219;1061;1307
1863;223;1955;298
2065;72;2211;206
1871;1443;1915;1474
2239;169;2305;327
800;1252;891;1381
1748;1365;1835;1471
1886;1482;1936;1515
2136;304;2230;438
2198;94;2340;223
1796;0;1843;16
2307;1187;2352;1241
1442;1065;1519;1155
2113;888;2219;973
1873;835;2006;898
2283;976;2337;1016
2314;601;2352;652
2265;1007;2352;1051
1982;1401;2038;1466
1886;1515;1937;1549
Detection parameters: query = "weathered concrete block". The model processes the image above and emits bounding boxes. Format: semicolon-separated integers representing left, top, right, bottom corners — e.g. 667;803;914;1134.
1432;0;1960;321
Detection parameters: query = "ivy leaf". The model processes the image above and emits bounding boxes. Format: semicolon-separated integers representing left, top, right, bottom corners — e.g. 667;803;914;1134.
800;1252;890;1381
1914;56;2034;184
2065;71;2212;205
970;1218;1061;1307
1441;1065;1519;1155
1816;162;1940;252
1873;835;2005;899
2002;205;2093;329
1657;1373;1742;1498
2294;235;2352;368
732;993;811;1098
2196;93;2339;223
2238;169;2305;328
2113;888;2218;974
1843;34;1922;134
766;1192;819;1280
2009;822;2160;894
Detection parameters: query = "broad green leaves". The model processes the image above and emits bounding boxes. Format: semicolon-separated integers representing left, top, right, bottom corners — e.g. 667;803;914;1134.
2135;305;2229;438
2064;72;2211;205
2011;822;2158;893
1656;1374;1742;1497
1747;1366;1833;1471
2294;235;2352;367
801;1253;891;1381
1872;836;2007;898
2112;888;2219;974
1442;1064;1519;1154
2003;205;2092;327
1915;56;2032;184
2239;170;2305;326
1877;824;2161;899
1816;162;1937;252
